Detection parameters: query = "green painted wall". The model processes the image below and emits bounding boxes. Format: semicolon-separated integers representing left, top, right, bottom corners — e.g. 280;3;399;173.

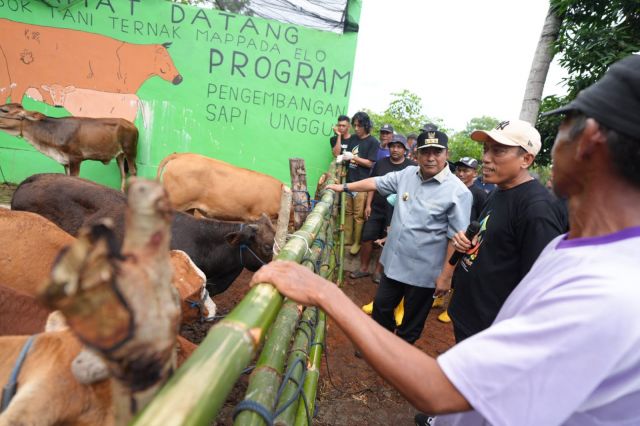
0;0;360;191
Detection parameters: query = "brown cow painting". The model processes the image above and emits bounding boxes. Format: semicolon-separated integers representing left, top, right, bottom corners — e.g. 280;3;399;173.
0;18;182;120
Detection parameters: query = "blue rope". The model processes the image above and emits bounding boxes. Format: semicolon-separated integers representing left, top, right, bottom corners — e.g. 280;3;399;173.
239;244;266;267
1;335;36;412
232;399;274;426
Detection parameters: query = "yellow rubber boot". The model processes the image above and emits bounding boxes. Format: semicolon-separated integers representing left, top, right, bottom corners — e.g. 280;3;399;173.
349;222;364;255
394;298;404;326
438;310;451;323
361;301;373;315
432;295;445;309
343;217;353;246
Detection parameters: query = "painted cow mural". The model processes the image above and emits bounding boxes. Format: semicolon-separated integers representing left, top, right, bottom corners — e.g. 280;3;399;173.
0;18;182;122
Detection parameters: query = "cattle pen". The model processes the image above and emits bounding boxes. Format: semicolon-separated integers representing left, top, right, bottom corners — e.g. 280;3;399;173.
132;161;346;426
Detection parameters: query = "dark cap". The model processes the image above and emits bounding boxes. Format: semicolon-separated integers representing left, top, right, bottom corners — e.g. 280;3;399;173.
454;157;479;169
389;133;408;150
543;55;640;137
421;123;438;132
380;124;394;133
417;130;448;150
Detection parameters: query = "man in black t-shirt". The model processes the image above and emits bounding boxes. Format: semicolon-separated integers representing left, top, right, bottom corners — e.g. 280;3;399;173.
454;157;487;222
330;114;351;157
350;134;415;281
449;119;568;342
338;111;379;254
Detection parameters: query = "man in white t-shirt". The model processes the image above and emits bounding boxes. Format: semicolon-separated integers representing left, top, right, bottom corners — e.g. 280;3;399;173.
250;55;640;425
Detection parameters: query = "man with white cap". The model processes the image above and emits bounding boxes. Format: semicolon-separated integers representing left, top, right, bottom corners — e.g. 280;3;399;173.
448;119;568;342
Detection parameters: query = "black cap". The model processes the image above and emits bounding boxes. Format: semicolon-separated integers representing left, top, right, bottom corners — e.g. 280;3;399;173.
416;130;448;150
421;123;438;132
454;157;479;169
543;55;640;137
389;133;408;150
380;124;394;133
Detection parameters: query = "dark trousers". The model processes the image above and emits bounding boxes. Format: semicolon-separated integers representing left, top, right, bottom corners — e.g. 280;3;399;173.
452;322;471;344
371;273;435;344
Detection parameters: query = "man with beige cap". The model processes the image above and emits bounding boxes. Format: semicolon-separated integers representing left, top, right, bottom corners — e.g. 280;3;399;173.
448;119;568;342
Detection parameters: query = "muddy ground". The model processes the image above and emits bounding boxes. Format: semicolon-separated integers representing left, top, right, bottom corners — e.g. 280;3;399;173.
192;267;455;426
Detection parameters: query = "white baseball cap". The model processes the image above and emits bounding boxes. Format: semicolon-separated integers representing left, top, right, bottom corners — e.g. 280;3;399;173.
470;119;541;156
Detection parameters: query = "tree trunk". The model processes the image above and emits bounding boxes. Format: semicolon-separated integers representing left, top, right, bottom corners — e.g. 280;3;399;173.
289;158;310;230
520;3;562;124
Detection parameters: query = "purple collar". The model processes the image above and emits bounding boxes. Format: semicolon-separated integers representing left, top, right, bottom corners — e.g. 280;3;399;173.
557;226;640;249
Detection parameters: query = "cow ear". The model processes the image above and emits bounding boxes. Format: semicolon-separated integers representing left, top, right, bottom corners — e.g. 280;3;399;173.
225;231;243;246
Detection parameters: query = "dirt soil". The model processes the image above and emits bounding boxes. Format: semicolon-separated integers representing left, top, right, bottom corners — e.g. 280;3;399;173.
191;268;455;426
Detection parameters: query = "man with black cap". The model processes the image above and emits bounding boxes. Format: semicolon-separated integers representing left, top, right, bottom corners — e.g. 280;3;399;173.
326;128;472;344
454;157;487;222
375;123;394;161
250;54;640;425
350;133;415;281
448;118;568;342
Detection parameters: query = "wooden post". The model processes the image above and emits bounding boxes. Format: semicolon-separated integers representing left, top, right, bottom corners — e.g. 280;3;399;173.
289;158;310;231
274;185;292;256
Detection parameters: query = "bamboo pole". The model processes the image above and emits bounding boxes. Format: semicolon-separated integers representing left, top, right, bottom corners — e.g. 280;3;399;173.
273;307;318;426
234;224;327;426
273;225;327;426
336;164;347;287
274;185;292;256
293;222;335;426
132;163;338;426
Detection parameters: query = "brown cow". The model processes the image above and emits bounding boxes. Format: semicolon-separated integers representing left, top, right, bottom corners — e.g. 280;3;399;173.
0;103;138;191
0;318;197;425
0;18;182;105
157;152;285;222
0;208;215;328
42;179;179;423
0;284;50;336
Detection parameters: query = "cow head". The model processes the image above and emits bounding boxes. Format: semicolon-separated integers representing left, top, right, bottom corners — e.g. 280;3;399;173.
154;43;183;85
41;220;134;352
0;104;26;134
225;213;275;271
41;84;75;107
170;250;216;323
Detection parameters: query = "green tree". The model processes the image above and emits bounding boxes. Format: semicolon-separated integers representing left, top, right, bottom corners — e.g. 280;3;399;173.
534;95;566;166
552;0;640;98
362;90;447;137
448;116;499;163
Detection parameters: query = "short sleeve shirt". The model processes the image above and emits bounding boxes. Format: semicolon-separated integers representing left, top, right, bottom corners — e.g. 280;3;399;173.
374;166;472;287
345;134;379;183
436;227;640;426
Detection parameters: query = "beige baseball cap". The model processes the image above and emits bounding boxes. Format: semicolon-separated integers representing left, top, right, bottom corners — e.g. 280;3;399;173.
470;119;541;156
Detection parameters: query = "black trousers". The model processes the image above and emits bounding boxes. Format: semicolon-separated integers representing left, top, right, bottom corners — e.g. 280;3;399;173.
452;322;471;343
371;273;435;344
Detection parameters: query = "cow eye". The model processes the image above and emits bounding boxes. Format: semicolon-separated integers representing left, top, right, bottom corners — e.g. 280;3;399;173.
264;244;273;253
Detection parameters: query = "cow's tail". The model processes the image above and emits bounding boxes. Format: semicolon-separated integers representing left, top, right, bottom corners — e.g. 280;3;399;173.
156;153;180;181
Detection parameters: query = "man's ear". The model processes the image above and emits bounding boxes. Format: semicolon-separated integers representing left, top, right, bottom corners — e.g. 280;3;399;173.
576;118;606;161
522;152;535;169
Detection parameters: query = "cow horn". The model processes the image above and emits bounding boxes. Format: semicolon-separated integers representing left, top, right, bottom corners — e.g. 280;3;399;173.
162;41;172;48
248;224;259;232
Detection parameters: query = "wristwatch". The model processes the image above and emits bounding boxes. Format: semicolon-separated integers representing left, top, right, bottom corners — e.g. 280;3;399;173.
343;183;349;192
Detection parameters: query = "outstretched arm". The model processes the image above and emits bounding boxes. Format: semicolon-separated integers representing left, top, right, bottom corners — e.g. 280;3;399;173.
250;261;471;414
326;177;377;194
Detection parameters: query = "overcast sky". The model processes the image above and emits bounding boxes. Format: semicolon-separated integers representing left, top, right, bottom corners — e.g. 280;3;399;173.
348;0;568;132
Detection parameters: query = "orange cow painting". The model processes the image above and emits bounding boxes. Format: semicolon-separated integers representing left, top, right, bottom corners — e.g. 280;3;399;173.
0;18;182;121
